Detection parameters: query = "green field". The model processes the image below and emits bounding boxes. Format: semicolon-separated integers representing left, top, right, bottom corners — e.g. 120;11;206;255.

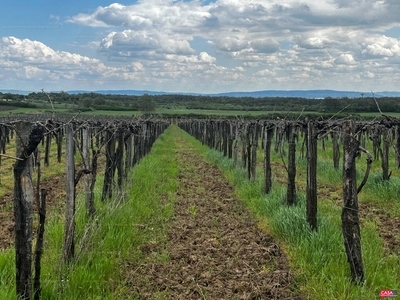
3;103;400;118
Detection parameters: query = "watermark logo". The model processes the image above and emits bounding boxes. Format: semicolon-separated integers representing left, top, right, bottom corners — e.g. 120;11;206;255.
380;290;398;298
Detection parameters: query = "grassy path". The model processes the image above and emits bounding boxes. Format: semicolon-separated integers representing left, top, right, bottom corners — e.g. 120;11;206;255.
125;126;300;299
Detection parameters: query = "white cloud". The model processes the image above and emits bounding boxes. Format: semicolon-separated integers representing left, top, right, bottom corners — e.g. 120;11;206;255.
250;39;280;53
215;36;248;52
0;36;230;92
255;68;275;76
334;54;356;65
0;36;145;85
199;52;216;64
361;35;400;57
362;71;375;78
99;29;194;59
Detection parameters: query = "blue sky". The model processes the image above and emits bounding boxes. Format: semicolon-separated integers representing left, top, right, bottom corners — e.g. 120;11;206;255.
1;0;400;93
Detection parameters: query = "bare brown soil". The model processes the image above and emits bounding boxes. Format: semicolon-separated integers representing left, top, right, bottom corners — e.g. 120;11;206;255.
0;173;68;250
0;156;104;251
127;144;300;299
359;203;400;253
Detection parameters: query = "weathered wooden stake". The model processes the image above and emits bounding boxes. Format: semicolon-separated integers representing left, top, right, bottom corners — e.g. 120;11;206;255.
44;131;51;167
102;129;116;201
331;131;340;169
286;124;297;205
241;123;248;169
82;126;94;216
381;128;391;180
14;121;43;300
233;123;239;167
342;120;364;284
116;127;124;190
33;189;47;300
250;122;259;181
264;124;273;194
306;121;318;230
63;124;75;262
395;125;400;169
56;125;63;163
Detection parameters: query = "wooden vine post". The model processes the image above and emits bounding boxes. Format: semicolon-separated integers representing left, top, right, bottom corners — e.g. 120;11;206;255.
125;131;134;180
306;121;318;230
264;124;274;194
331;131;340;169
63;124;75;262
44;125;51;167
241;123;248;169
233;122;239;167
395;125;400;169
102;128;116;201
342;120;364;283
116;126;124;190
56;123;63;163
14;121;44;300
82;126;95;216
381;127;391;180
250;122;259;181
286;123;297;205
33;189;46;300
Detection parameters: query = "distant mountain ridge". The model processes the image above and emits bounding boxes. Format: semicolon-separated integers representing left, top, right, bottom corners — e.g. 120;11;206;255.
213;90;400;98
1;89;400;98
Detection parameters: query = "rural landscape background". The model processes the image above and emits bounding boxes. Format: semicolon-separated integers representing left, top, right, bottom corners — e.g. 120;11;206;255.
1;0;400;299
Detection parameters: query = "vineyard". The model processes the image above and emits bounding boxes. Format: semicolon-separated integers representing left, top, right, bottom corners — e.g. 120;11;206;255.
0;113;399;299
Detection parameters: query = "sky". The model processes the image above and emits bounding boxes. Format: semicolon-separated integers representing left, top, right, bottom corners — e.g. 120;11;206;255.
0;0;400;94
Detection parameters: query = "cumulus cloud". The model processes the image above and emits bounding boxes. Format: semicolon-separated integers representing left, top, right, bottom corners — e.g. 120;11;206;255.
361;35;400;57
215;36;248;52
199;52;216;64
0;36;96;67
0;36;227;92
334;53;356;65
250;39;280;53
99;29;195;59
0;36;145;85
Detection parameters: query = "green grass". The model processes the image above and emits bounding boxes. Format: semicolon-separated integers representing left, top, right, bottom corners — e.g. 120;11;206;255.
5;104;400;118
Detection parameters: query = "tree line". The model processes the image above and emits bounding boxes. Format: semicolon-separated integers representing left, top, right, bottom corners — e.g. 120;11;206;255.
1;91;400;113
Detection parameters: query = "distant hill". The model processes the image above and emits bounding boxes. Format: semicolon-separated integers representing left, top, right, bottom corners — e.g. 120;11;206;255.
1;89;400;98
64;89;400;98
67;89;174;96
0;89;31;95
212;90;400;98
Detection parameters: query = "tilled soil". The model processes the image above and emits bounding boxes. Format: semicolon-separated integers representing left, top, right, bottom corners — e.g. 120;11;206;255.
0;173;68;250
128;143;300;299
359;203;400;253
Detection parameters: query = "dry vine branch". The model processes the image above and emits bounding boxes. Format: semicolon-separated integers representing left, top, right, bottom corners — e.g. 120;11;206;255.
41;88;55;120
357;146;373;194
328;104;351;121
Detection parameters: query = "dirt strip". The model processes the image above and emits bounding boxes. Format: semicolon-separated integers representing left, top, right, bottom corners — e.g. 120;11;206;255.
128;142;301;299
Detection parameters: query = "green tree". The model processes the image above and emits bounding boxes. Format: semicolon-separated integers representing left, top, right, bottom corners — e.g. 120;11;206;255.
137;94;156;113
320;97;343;112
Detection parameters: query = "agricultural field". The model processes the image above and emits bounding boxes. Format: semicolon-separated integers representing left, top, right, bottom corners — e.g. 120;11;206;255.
0;115;399;299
